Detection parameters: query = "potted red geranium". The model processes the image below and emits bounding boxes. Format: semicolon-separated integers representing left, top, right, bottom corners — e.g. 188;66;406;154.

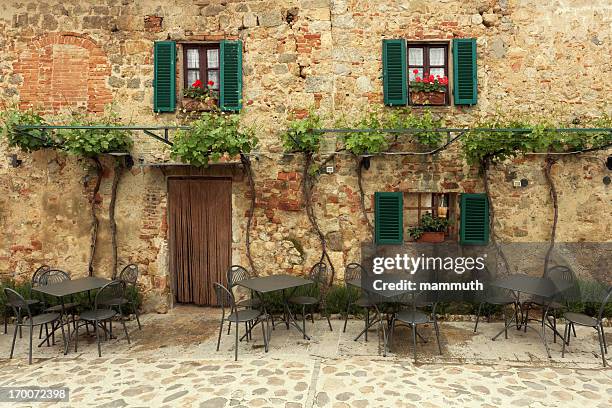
409;70;448;105
182;79;219;111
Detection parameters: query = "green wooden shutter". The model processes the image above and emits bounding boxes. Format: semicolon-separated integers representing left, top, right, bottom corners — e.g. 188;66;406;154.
153;41;176;112
460;193;489;245
375;192;403;244
220;40;243;111
453;38;477;105
382;39;407;106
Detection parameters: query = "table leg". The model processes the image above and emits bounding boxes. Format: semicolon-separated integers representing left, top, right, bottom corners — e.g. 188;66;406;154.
281;289;311;340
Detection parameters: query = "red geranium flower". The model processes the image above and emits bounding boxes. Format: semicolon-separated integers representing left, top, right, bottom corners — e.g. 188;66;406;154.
429;74;435;81
207;80;214;86
192;79;203;88
415;76;421;82
412;69;419;74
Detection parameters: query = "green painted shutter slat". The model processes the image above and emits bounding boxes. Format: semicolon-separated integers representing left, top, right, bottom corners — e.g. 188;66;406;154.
220;40;243;111
460;193;489;245
375;192;403;244
382;39;407;106
153;41;176;112
453;38;477;105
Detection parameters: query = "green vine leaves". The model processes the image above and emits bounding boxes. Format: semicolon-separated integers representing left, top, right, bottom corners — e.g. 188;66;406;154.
170;112;258;167
0;107;133;156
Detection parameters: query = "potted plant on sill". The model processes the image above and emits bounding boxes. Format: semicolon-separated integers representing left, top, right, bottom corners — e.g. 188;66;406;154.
408;213;450;243
182;79;219;112
409;71;448;105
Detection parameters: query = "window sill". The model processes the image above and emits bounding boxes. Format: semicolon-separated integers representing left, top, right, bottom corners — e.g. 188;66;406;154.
180;97;219;112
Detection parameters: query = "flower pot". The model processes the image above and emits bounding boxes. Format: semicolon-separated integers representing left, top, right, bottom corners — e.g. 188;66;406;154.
410;91;446;105
181;97;218;112
416;231;445;243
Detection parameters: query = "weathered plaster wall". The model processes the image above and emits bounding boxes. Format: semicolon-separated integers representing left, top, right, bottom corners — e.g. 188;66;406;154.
0;0;610;311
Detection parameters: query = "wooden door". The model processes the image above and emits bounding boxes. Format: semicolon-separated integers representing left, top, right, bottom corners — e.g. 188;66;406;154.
168;178;231;305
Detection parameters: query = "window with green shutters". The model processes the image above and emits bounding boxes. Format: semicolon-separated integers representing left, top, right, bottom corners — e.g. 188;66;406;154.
382;39;407;106
153;41;176;112
452;38;478;105
375;192;404;244
220;40;243;111
460;193;489;245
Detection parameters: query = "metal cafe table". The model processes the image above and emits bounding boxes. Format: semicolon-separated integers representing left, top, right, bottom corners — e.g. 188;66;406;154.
237;274;314;340
33;276;111;354
490;275;572;358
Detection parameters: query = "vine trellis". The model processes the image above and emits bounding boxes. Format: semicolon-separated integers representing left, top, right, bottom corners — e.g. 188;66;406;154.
5;106;612;281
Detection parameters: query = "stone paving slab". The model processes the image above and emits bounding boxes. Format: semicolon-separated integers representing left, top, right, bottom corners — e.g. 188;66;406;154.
0;307;611;407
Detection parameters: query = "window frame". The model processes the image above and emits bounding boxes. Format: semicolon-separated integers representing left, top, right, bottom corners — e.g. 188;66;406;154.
182;43;220;90
407;42;450;106
404;192;458;241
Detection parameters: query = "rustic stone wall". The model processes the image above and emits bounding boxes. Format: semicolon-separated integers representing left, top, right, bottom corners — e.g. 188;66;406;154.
0;0;610;311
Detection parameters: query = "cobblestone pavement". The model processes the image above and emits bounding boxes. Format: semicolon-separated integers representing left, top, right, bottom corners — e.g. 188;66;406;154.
1;307;610;407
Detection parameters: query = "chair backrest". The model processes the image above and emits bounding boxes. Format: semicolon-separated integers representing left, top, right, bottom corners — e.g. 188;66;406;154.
32;265;51;287
545;265;574;282
309;262;328;284
119;264;139;286
3;288;32;320
227;265;250;288
597;286;612;322
39;269;71;286
213;282;236;315
345;263;365;283
94;280;126;310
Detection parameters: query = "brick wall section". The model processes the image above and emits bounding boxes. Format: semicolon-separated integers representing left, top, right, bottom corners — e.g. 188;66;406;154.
13;32;112;112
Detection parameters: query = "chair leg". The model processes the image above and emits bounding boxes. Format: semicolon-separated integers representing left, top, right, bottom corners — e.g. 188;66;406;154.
227;321;232;335
261;319;268;353
552;315;557;344
44;324;50;347
572;322;576;337
119;306;130;344
474;303;483;333
343;301;350;333
434;319;442;355
311;308;315;324
302;305;306;340
39;324;43;340
94;320;101;357
514;303;520;330
412;323;418;363
234;320;239;362
325;306;333;332
216;318;224;352
3;310;7;334
596;326;607;367
9;323;18;359
524;308;529;332
75;321;79;352
131;301;141;330
561;322;568;358
503;307;508;340
59;319;67;356
601;324;607;354
365;309;369;342
28;324;33;365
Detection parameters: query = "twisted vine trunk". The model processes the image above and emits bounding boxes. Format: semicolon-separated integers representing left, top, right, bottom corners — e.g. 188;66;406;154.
302;152;335;284
88;157;103;276
481;158;511;274
356;156;373;237
109;158;124;279
543;154;558;274
240;153;258;276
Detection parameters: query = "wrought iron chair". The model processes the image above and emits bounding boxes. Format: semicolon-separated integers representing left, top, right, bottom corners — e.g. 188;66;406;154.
523;266;577;343
3;266;47;336
99;264;141;330
562;286;612;367
4;288;65;364
342;263;375;340
472;265;520;337
39;269;80;341
75;280;131;357
288;262;333;338
226;265;262;336
389;290;442;362
214;282;268;361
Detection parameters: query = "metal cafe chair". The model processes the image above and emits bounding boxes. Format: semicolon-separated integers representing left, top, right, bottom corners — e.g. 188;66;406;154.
100;264;142;330
3;265;47;336
389;290;442;362
38;269;80;343
343;263;375;340
226;265;262;336
214;282;269;361
75;280;131;357
4;288;65;364
562;286;612;367
288;262;333;339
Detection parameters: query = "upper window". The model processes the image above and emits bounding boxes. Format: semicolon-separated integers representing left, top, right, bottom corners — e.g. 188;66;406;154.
183;44;220;90
407;43;449;106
